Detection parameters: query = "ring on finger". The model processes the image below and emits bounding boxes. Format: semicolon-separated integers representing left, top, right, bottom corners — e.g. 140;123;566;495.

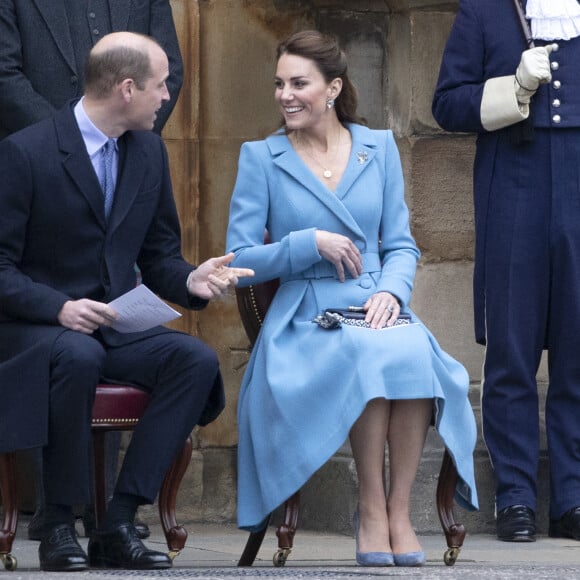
387;304;395;313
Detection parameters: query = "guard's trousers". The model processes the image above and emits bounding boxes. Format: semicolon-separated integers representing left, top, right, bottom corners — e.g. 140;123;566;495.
482;128;580;519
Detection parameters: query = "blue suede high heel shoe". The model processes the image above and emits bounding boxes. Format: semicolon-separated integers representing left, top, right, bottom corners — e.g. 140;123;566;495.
393;551;426;567
352;509;394;567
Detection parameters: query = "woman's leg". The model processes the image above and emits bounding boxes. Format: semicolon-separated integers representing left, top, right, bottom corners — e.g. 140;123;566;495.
386;398;432;554
349;398;391;553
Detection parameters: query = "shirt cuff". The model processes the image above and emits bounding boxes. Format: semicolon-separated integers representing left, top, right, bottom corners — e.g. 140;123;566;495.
481;75;529;132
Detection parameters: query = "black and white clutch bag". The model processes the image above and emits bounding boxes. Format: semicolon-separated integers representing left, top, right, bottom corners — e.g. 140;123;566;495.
313;307;411;330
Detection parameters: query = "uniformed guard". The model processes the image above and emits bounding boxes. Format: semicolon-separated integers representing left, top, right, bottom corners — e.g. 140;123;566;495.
433;0;580;543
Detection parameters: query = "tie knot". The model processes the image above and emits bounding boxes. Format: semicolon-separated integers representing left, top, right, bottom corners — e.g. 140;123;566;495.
102;138;116;157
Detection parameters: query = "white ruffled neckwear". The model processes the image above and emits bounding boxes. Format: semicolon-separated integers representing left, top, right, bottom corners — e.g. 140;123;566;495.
526;0;580;40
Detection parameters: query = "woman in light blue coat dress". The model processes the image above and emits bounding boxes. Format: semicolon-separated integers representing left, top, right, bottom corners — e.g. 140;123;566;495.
226;30;478;567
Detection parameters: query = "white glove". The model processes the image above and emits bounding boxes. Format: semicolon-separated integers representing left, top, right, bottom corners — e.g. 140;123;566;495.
514;45;555;104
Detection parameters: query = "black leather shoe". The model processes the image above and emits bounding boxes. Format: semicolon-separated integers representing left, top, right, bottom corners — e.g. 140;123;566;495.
39;524;88;571
549;506;580;540
496;505;536;542
134;519;151;539
88;522;171;569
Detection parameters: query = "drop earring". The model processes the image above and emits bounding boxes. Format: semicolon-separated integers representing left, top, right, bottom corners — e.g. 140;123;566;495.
326;97;335;109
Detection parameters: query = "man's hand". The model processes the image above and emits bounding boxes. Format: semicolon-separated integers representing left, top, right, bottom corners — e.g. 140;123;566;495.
315;230;363;282
187;253;254;300
515;44;555;104
58;299;119;334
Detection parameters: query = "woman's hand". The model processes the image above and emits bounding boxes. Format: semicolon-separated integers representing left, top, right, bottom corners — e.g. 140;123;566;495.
315;230;363;282
363;291;400;329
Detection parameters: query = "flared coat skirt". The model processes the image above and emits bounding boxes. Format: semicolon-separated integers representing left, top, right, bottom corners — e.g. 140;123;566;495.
237;276;478;531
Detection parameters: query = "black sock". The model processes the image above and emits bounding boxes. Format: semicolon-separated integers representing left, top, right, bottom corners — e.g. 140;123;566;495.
43;503;74;534
101;493;142;531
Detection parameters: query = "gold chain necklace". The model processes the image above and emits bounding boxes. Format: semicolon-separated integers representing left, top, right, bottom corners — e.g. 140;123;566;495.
297;128;341;179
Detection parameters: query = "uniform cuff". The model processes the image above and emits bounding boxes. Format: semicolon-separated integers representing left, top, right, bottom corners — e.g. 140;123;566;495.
481;76;529;131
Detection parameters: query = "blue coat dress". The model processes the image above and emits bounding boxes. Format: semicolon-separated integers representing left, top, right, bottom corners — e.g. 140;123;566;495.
226;124;478;531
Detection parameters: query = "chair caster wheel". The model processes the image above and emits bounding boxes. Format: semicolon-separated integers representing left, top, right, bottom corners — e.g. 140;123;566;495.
273;548;290;567
444;547;460;566
1;553;17;571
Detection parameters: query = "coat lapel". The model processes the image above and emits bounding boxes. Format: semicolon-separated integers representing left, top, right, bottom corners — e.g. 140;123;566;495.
106;133;146;232
54;106;107;229
334;126;379;201
33;0;77;73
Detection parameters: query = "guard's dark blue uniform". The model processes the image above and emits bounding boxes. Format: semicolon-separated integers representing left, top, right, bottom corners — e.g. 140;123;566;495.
432;0;580;519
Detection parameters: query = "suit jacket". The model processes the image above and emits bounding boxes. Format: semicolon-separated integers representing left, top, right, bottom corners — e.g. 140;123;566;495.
0;0;183;138
432;0;580;343
0;103;218;452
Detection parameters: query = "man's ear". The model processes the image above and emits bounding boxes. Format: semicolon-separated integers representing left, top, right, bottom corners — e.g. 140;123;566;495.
119;79;134;103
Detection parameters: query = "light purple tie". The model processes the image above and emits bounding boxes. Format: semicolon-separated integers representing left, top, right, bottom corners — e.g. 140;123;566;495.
100;139;116;219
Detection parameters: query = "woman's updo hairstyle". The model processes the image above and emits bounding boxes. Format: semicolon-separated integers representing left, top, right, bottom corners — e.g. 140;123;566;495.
276;30;366;126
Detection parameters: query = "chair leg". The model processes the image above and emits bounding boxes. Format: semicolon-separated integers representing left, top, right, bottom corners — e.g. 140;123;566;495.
237;514;272;567
0;452;19;571
92;431;108;529
436;449;466;566
273;492;300;567
157;436;192;558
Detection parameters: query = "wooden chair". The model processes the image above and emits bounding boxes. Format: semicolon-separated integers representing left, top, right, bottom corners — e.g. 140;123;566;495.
235;277;466;567
0;382;192;571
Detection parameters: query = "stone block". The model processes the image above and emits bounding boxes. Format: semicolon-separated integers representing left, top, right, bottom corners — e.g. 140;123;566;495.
199;0;312;140
387;11;456;135
399;135;476;261
411;260;484;380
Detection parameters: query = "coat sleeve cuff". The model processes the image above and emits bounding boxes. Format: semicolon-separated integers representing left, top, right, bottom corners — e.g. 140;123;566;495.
481;76;529;131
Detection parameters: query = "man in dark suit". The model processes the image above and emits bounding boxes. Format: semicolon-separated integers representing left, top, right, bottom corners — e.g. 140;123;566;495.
0;0;183;138
0;0;185;540
0;31;253;571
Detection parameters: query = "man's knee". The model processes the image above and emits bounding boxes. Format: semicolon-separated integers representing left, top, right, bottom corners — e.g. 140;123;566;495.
175;336;219;376
158;335;220;392
51;331;106;383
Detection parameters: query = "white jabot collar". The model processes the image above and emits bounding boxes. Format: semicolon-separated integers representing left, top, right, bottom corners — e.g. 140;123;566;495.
526;0;580;40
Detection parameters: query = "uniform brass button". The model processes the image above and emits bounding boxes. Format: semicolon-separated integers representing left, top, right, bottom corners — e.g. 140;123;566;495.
551;61;559;71
553;80;561;89
552;114;561;124
552;99;561;108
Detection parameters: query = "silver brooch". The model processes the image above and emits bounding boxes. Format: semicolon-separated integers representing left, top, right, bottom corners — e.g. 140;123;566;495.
356;151;368;165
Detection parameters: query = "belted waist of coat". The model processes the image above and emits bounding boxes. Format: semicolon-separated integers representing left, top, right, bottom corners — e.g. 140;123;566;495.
282;252;381;282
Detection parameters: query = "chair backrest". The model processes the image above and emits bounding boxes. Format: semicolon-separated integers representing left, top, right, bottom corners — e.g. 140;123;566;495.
234;232;279;347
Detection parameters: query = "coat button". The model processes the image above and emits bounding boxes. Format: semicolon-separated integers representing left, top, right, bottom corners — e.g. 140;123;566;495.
551;42;559;52
552;114;562;124
552;99;561;108
551;61;559;71
553;80;561;89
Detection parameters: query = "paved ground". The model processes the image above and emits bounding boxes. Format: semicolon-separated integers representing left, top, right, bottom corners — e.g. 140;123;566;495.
2;517;580;579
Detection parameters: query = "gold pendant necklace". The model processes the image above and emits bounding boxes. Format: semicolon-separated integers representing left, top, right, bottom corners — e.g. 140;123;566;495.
298;129;341;179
